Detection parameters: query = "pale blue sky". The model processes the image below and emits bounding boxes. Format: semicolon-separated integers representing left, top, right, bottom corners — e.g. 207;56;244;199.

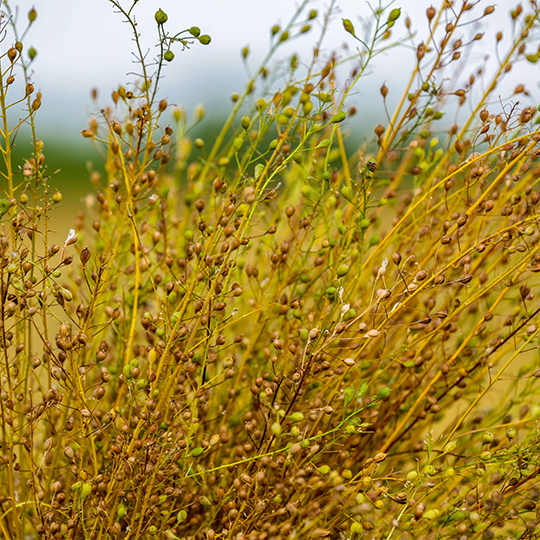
2;1;533;139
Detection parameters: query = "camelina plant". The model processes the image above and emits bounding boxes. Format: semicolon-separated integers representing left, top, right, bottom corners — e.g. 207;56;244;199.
1;0;540;539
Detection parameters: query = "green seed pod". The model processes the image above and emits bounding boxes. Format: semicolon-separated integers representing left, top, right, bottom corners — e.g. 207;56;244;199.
326;287;337;299
117;505;127;519
277;114;289;125
164;50;175;62
28;8;37;23
28;47;37;60
343;386;356;406
123;365;133;379
387;8;401;22
188;447;204;457
424;508;440;521
71;481;82;492
343;308;357;321
79;483;92;502
444;440;457;453
482;432;495;445
241;115;250;130
359;218;370;229
177;510;187;523
443;467;455;478
199;35;211;45
341;186;353;201
308;9;318;20
406;471;418;482
330;111;347;123
342;18;355;35
318;465;330;475
302;101;313;114
506;427;517;440
369;235;380;246
271;422;282;436
154;9;168;25
290;412;304;422
189;27;201;37
336;264;349;277
377;387;391;399
232;137;243;152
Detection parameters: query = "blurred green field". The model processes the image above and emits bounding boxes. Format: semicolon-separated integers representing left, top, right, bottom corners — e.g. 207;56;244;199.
4;136;97;218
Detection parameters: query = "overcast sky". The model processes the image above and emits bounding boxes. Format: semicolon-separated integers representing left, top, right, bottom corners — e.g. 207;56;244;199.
2;0;533;141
